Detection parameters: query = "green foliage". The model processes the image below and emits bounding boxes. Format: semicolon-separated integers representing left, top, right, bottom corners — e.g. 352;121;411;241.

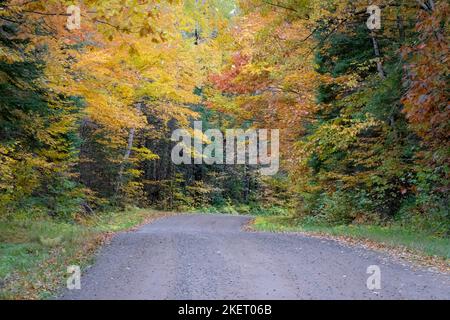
305;191;374;225
0;13;84;219
288;1;449;236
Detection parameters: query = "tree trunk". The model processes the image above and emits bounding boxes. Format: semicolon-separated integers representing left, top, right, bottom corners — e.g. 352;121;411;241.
115;103;142;196
416;0;434;12
370;31;386;79
397;12;405;42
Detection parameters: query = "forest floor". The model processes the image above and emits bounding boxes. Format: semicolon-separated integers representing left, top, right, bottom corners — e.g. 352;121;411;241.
60;214;449;300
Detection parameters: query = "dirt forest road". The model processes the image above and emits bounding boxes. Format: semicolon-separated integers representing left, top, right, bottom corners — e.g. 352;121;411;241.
61;214;450;300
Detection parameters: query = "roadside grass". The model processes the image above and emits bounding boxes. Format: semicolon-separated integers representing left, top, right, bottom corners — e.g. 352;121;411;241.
252;215;450;260
0;208;173;300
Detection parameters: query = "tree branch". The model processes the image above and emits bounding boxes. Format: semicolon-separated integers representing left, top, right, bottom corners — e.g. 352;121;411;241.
261;0;299;13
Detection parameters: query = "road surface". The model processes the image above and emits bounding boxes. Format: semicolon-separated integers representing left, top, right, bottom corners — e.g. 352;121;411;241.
61;214;450;300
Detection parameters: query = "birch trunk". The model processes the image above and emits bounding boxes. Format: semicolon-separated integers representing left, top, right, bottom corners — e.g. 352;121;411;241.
115;103;142;196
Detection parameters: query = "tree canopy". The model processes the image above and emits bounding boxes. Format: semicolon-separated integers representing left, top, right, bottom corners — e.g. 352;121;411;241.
0;0;448;236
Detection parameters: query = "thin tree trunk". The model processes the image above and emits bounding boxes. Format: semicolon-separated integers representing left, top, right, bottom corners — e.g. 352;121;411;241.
416;0;434;12
370;31;386;79
397;12;405;42
115;103;142;196
193;0;206;45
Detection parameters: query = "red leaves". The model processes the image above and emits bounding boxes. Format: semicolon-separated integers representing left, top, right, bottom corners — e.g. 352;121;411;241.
401;2;449;154
209;53;252;94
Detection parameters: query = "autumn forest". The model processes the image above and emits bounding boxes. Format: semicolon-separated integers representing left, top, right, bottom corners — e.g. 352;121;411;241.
0;0;448;299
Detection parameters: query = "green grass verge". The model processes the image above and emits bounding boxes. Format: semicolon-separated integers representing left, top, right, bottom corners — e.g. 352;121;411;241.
252;216;450;260
0;208;172;300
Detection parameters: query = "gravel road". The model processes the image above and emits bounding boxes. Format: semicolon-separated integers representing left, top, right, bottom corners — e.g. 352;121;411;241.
60;214;449;300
